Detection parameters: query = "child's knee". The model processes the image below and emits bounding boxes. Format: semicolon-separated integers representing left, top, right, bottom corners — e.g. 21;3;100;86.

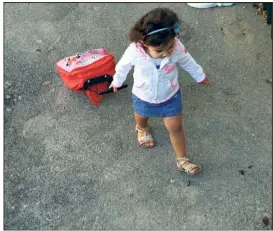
167;124;183;133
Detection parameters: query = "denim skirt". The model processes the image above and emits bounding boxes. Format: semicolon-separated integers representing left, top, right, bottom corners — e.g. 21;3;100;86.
132;90;182;118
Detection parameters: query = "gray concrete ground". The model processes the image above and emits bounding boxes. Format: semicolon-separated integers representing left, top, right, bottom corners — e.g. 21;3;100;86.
4;3;272;229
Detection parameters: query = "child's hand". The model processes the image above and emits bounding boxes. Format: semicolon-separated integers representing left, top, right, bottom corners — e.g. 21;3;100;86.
109;82;119;92
198;78;210;86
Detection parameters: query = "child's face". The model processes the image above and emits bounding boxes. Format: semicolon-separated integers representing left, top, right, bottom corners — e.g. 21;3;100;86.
143;38;175;59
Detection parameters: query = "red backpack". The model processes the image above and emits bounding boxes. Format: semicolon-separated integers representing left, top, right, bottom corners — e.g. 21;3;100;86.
56;48;115;106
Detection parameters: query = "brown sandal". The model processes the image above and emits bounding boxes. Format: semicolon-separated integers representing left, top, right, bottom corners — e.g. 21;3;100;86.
135;126;155;148
176;157;201;175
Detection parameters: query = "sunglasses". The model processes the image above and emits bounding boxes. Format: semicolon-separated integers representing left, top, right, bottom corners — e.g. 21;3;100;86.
145;23;181;37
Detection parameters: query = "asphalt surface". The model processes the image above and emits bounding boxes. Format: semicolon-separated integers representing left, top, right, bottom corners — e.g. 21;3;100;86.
4;3;272;229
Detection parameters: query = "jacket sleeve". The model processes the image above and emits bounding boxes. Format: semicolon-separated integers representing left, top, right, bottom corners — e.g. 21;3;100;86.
111;44;136;87
175;39;206;83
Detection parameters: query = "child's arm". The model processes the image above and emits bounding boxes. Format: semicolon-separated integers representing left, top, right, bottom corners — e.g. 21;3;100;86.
110;44;136;90
176;40;207;83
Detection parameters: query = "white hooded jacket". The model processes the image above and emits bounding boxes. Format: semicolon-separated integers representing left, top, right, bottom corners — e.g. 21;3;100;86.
112;38;206;104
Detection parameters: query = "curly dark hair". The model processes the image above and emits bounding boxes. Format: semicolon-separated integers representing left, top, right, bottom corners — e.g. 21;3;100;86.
129;8;181;47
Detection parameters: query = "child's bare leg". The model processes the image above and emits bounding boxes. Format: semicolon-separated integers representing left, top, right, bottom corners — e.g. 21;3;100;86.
164;113;186;158
134;112;155;147
164;113;200;174
134;112;149;128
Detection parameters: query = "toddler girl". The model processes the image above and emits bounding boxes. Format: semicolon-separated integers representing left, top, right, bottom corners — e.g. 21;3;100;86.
110;7;209;175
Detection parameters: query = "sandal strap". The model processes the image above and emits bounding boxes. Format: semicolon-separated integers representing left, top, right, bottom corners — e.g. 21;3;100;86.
136;126;149;132
138;134;153;144
177;157;190;164
177;157;200;173
136;125;154;145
